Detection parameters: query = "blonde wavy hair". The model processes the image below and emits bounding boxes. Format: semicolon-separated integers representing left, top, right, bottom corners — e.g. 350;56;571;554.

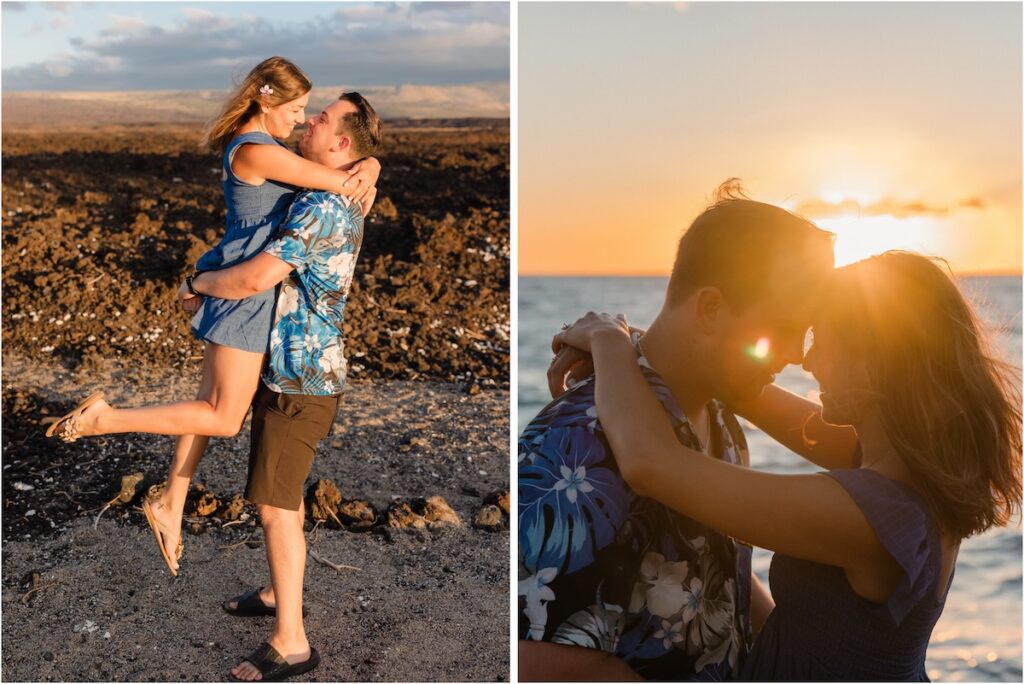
200;56;312;155
821;251;1022;539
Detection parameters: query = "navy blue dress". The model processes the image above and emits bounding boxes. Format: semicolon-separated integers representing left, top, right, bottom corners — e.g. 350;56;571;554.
741;468;950;681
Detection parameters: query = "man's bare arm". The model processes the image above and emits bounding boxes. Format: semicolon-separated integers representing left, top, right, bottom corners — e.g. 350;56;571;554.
729;384;860;470
190;253;294;301
519;641;644;682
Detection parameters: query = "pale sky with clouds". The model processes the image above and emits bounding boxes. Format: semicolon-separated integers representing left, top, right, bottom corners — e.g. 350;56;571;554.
520;2;1021;275
1;2;509;91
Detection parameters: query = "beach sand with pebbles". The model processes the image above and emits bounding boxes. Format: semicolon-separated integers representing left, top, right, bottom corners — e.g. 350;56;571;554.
2;356;509;682
2;121;510;681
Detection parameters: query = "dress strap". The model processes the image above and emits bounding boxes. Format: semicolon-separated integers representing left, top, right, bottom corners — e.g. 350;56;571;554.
825;468;941;625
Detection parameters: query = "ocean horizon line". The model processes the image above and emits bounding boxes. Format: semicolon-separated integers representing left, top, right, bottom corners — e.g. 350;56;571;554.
521;270;1023;279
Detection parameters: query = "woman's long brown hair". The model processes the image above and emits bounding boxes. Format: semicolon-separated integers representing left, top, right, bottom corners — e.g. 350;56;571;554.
823;251;1021;539
200;56;312;155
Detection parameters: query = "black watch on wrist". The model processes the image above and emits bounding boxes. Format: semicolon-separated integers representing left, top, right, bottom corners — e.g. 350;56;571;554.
186;272;200;295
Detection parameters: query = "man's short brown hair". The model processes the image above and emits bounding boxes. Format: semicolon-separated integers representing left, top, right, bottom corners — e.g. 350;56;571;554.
666;179;835;312
335;92;383;157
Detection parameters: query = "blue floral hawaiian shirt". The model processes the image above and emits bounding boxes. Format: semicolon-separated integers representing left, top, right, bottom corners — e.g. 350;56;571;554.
261;190;364;396
518;338;753;680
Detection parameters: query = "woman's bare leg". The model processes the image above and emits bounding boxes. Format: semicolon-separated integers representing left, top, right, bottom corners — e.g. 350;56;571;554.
69;343;265;438
149;433;209;572
108;344;264;569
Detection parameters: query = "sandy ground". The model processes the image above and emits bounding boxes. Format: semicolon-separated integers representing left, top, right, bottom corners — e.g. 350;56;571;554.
1;356;510;682
2;518;509;682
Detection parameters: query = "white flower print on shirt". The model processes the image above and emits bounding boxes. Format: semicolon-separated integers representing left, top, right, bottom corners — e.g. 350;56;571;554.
653;618;686;650
318;342;345;375
681;577;705;623
303;334;321;354
629;552;690;618
326;251;356;291
315;196;334;216
552;464;594;504
276;283;300;317
552;600;625;652
519;567;558;641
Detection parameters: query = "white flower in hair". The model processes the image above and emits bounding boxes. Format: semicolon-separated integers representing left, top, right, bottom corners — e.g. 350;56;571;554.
259;84;273;97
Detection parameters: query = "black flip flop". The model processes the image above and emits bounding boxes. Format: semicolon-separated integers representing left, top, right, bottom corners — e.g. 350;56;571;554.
230;642;320;682
223;588;307;618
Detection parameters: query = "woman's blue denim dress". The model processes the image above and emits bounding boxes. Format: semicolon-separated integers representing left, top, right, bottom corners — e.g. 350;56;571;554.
191;131;297;353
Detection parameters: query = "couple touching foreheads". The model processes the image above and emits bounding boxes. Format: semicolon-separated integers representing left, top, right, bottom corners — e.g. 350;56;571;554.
518;181;1021;681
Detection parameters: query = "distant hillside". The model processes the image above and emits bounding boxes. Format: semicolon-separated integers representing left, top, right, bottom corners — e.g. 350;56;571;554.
1;82;509;128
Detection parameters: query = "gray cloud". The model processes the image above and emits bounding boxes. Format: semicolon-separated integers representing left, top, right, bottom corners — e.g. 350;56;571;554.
44;55;74;77
5;0;72;14
2;2;509;91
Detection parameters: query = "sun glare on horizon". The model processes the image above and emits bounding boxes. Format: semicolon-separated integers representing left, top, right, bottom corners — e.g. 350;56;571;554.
814;214;948;268
780;187;961;268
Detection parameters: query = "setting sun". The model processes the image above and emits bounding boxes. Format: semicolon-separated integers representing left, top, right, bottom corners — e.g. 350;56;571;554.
520;4;1021;278
815;214;948;268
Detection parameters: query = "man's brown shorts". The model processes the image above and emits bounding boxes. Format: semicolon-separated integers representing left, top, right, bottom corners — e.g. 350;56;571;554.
245;383;340;511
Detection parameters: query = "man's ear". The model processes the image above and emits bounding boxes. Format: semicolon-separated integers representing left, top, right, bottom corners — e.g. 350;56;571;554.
331;135;353;153
694;286;727;336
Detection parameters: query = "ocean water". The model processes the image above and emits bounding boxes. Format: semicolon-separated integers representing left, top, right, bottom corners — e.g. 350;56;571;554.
518;275;1023;681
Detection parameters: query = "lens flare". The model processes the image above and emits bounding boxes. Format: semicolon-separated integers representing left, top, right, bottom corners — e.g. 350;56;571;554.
749;337;771;360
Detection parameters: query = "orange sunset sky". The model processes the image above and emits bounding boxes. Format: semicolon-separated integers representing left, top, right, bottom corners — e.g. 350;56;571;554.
519;2;1022;276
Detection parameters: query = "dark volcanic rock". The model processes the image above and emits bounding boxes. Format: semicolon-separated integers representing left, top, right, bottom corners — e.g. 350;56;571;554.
218;494;247;522
386;502;426;529
1;123;509;391
484;490;510;515
420;496;461;527
0;122;509;546
307;479;342;526
107;472;144;506
337;499;377;532
193;491;219;517
472;504;504;532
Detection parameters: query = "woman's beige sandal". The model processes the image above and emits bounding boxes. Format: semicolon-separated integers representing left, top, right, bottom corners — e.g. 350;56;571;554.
44;391;105;442
142;495;184;576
